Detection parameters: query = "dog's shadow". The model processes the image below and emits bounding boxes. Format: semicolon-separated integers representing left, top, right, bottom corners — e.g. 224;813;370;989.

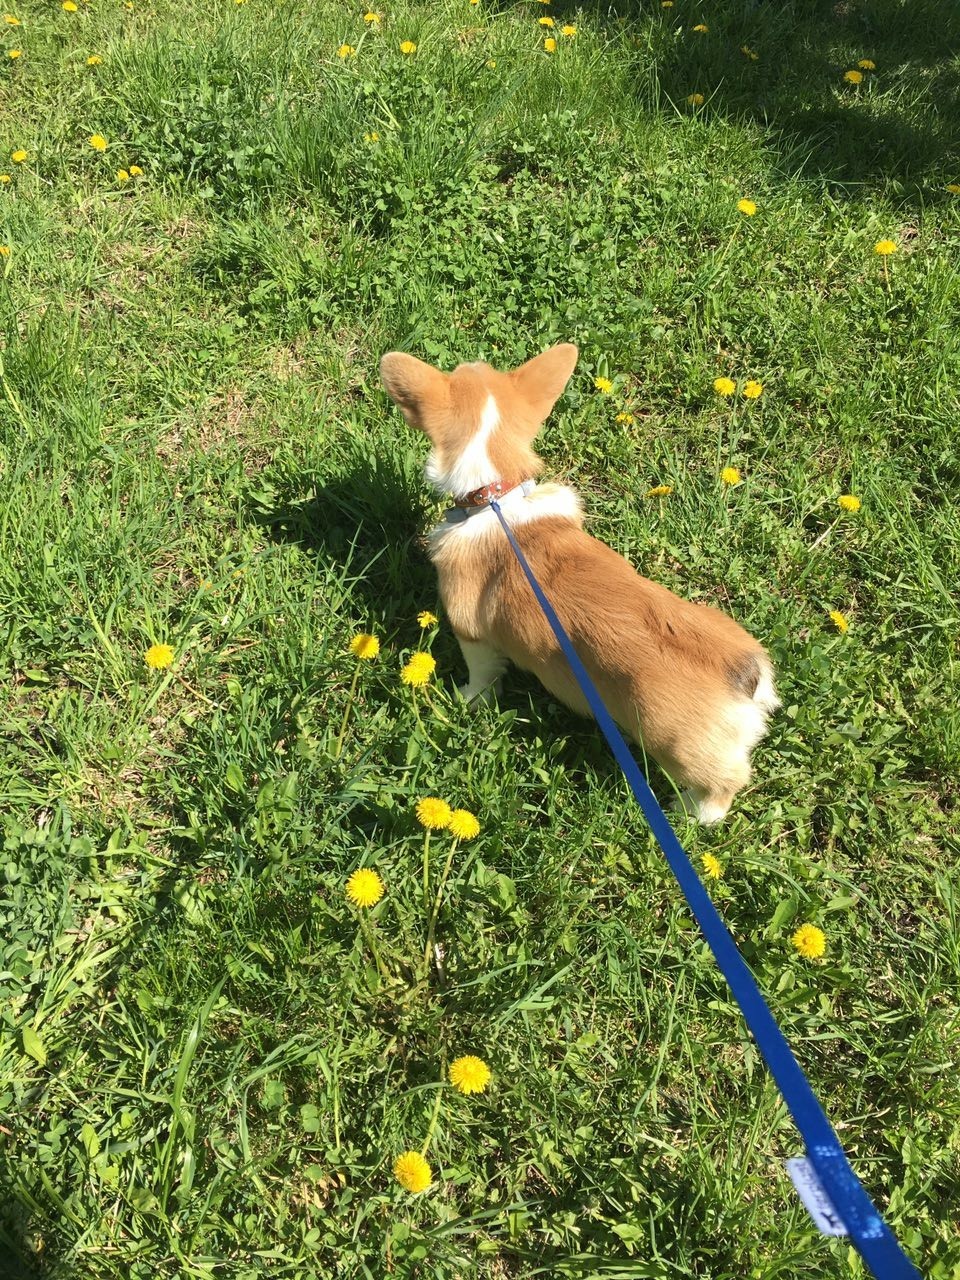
249;446;438;631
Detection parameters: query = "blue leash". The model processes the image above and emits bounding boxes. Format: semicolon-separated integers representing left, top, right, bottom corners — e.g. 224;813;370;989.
489;498;922;1280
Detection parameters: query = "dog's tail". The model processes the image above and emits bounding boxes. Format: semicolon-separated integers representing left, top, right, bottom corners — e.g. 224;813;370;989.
727;651;780;714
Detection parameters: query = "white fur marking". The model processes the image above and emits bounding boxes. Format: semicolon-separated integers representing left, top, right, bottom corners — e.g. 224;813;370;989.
753;665;780;714
693;795;732;825
425;393;501;496
715;697;771;771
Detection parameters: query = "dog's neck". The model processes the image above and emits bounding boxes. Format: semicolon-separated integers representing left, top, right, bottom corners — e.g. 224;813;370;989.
452;477;531;509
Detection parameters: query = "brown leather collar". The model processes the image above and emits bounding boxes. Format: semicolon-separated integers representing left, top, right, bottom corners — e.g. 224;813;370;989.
453;477;528;509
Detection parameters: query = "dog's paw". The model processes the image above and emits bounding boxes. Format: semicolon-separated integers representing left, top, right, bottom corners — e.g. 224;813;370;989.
457;681;501;706
672;790;730;825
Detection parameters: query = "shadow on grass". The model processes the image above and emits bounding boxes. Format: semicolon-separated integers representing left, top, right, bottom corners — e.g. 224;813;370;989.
243;423;436;623
559;0;960;199
0;1238;44;1280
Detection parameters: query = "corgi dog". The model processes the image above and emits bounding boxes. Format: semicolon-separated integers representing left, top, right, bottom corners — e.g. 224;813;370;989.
380;343;778;822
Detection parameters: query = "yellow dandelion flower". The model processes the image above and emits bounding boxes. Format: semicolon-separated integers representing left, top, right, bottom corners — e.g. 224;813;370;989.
144;643;175;669
86;54;102;64
686;93;705;106
349;632;380;660
737;198;757;216
594;376;613;394
3;15;21;25
702;852;723;880
401;651;435;687
7;48;21;58
742;380;763;399
792;923;826;960
713;376;736;396
543;36;556;51
416;797;452;830
837;494;861;512
857;58;875;70
874;239;897;255
393;1151;432;1194
721;466;742;486
829;610;849;633
62;1;78;10
615;412;635;424
538;15;554;25
0;245;9;256
128;164;142;175
346;867;385;908
448;809;480;840
417;610;438;628
363;12;380;23
0;174;10;183
338;44;356;58
11;149;27;162
363;131;380;142
741;44;758;60
645;484;673;498
89;134;108;151
117;168;130;183
692;23;708;33
843;69;863;84
661;1;674;7
561;24;576;36
449;1055;491;1094
399;39;417;54
486;58;496;67
470;0;479;5
946;183;960;194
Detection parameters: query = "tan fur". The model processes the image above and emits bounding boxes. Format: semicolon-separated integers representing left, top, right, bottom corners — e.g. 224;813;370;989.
380;344;778;822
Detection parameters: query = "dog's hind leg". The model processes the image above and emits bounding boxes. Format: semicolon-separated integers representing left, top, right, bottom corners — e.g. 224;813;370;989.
456;636;509;703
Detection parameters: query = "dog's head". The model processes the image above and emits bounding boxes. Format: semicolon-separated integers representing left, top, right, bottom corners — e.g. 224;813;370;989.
379;344;578;497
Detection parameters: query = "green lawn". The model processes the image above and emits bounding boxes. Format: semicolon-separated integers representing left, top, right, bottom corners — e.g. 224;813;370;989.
1;0;959;1276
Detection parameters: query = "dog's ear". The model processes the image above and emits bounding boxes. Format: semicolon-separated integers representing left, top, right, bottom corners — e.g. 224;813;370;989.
509;344;578;423
380;352;450;432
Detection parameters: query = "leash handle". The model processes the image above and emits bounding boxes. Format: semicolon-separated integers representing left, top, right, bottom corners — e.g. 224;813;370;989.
489;499;922;1280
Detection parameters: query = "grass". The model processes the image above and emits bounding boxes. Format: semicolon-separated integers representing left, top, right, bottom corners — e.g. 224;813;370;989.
1;0;959;1276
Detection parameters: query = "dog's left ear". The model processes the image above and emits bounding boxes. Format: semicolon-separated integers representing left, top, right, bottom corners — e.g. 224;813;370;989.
509;343;579;423
380;351;450;434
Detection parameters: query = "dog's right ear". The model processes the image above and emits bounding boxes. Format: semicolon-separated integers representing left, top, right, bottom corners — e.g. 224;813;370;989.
509;343;579;427
380;352;450;432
